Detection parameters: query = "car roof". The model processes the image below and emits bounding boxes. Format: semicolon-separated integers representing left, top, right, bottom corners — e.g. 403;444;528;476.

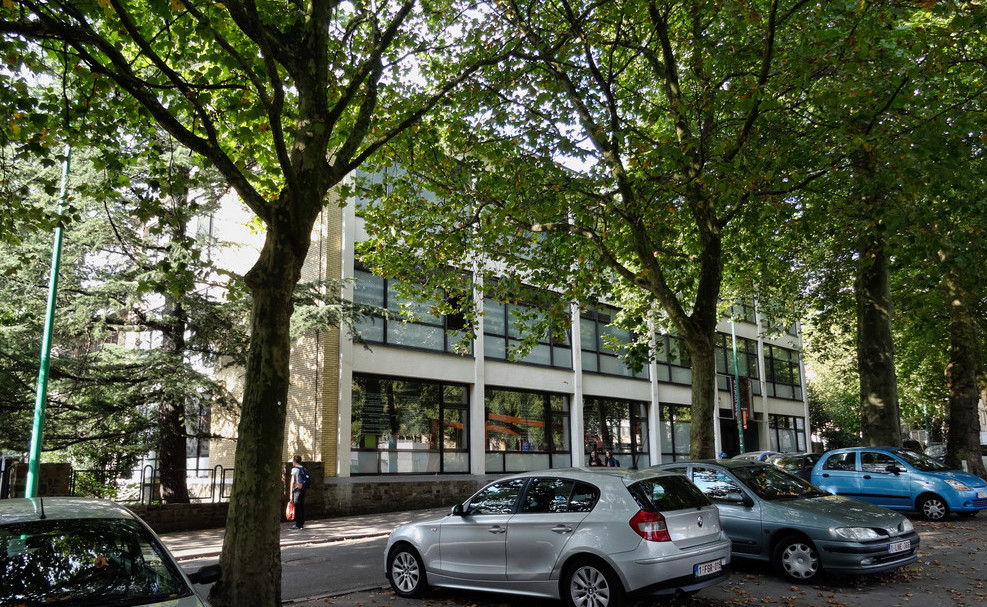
0;497;138;526
499;467;684;484
657;459;768;470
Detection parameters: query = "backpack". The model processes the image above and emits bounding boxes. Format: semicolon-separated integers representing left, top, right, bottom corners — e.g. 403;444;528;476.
296;466;312;489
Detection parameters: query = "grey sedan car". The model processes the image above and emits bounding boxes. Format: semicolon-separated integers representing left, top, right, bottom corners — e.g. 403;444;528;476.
656;460;919;582
385;468;732;607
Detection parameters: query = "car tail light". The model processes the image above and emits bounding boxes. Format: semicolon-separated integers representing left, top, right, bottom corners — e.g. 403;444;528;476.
629;510;671;542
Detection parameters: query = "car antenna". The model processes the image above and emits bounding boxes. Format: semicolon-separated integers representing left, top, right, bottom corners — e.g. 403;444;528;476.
38;495;47;520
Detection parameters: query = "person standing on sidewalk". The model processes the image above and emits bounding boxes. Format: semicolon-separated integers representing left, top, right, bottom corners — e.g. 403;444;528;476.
288;455;308;529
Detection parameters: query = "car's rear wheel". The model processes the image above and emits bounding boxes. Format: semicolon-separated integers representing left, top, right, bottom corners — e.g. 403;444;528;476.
387;544;428;598
918;494;949;521
773;535;820;581
563;557;625;607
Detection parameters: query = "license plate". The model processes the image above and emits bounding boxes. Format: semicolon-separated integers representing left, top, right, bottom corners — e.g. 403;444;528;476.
694;559;722;577
978;491;987;499
888;540;910;554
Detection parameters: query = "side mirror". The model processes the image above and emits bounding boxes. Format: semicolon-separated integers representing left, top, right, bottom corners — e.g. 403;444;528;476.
724;491;755;507
885;465;902;475
187;564;222;585
452;503;465;516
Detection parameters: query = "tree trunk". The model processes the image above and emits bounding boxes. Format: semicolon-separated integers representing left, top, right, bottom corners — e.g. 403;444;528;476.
209;216;310;607
856;233;902;446
158;297;191;504
943;267;985;478
687;332;718;459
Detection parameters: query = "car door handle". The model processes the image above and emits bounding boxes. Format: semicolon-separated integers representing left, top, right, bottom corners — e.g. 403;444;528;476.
487;525;507;534
863;475;872;479
821;473;830;478
552;525;573;534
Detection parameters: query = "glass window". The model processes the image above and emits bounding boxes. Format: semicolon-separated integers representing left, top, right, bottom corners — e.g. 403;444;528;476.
629;474;712;510
690;466;744;502
483;296;571;369
660;404;692;462
764;345;803;401
583;398;649;468
655;335;692;385
522;478;582;513
466;478;527;515
580;307;648;379
768;414;807;453
350;374;468;475
353;269;471;355
485;388;570;473
861;452;898;473
822;451;857;471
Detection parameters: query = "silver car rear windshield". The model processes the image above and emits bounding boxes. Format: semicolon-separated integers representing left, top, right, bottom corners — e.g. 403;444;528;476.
629;475;713;512
0;518;194;606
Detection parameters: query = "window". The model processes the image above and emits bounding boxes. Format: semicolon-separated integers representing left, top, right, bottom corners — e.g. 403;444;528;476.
715;333;762;395
466;478;527;515
583;398;650;468
654;335;692;385
861;452;898;473
350;374;469;474
483;297;571;369
690;466;744;503
768;415;807;453
521;478;599;514
580;307;648;379
485;388;571;472
660;404;692;462
823;451;857;471
353;269;471;355
725;300;757;324
764;345;803;400
629;475;712;510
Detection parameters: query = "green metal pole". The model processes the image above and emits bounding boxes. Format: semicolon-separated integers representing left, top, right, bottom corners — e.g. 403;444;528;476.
731;318;745;454
25;146;71;498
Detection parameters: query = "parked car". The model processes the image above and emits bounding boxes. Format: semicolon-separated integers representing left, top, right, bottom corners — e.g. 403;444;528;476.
0;496;220;606
811;446;987;521
924;443;947;462
766;452;821;481
384;468;732;607
731;450;779;461
656;460;919;582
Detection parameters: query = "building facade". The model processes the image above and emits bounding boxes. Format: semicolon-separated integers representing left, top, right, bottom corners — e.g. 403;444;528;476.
209;180;811;482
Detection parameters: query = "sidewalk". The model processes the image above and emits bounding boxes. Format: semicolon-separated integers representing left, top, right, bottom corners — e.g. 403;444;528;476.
159;507;449;561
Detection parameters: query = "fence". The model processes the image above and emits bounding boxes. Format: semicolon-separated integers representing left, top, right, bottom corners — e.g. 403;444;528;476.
67;465;233;505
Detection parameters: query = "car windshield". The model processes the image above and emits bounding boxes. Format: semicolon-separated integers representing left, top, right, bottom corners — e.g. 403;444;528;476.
0;518;193;606
732;465;826;500
889;448;950;472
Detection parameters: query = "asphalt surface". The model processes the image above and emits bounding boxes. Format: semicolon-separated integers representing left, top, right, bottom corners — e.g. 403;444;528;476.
160;510;987;607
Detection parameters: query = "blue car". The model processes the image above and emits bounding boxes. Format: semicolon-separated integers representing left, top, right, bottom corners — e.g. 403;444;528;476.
811;447;987;521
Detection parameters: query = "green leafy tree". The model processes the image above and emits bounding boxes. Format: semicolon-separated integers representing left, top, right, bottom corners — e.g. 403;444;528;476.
2;2;507;604
359;0;899;459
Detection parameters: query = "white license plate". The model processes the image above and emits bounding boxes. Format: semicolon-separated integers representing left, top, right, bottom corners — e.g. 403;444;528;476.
694;559;722;577
888;540;910;554
977;491;987;499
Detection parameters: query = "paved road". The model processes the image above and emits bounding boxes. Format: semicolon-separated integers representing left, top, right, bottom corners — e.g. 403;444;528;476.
278;515;987;607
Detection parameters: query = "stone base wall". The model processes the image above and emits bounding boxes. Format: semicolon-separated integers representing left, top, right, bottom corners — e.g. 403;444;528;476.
132;475;488;535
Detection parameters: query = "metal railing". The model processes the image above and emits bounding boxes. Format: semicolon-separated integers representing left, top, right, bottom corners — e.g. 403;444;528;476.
68;465;233;505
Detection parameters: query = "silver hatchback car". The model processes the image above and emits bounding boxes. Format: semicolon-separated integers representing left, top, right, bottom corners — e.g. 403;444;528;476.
384;468;731;607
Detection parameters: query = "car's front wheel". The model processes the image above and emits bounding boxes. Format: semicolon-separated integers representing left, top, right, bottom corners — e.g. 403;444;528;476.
918;494;949;521
773;535;820;581
563;558;625;607
387;544;428;598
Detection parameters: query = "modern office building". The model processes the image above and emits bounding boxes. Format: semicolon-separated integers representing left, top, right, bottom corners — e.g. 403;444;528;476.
206;177;811;487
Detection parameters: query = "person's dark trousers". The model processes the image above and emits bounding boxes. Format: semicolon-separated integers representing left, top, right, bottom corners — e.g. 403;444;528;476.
292;488;307;528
